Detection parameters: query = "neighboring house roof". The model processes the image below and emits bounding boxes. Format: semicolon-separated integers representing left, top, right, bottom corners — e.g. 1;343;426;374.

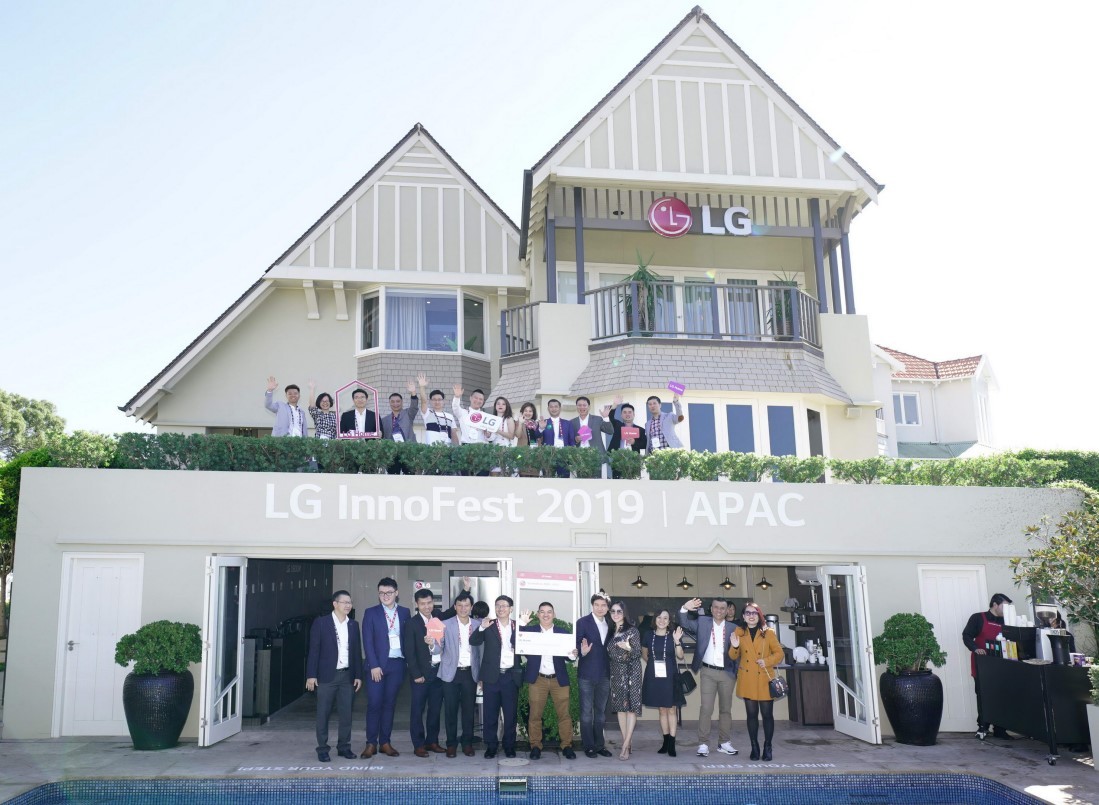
877;346;984;381
897;441;980;460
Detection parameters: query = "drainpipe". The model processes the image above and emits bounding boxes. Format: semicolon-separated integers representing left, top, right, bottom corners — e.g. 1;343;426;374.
929;381;942;444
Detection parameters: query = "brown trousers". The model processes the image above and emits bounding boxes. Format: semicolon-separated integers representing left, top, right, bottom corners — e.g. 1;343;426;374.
527;675;573;748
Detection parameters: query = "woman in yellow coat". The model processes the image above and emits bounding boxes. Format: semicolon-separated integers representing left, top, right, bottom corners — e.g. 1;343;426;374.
728;603;784;761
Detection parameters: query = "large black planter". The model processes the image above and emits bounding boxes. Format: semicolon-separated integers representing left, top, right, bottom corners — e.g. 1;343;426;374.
122;671;194;750
879;669;943;746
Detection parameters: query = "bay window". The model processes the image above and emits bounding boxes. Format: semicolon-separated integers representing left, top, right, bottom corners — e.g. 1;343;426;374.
360;288;487;354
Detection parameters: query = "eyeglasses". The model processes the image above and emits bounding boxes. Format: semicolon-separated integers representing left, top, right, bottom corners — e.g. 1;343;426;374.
378;590;397;596
744;611;760;618
335;600;352;606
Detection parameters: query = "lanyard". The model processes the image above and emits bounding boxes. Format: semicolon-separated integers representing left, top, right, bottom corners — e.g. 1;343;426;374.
385;608;398;633
651;632;671;662
496;620;512;647
711;621;724;653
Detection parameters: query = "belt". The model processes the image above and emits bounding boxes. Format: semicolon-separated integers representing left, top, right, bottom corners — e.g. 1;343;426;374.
539;672;558;679
703;662;725;670
457;666;471;671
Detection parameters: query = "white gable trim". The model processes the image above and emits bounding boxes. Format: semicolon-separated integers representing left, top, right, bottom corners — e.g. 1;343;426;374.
552;166;857;196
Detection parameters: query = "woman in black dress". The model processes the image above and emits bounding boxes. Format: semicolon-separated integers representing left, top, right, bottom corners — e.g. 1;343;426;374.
607;600;642;760
642;609;684;756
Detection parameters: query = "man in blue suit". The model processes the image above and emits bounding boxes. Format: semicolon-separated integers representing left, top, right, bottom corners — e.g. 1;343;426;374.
680;596;739;758
522;602;578;760
361;577;410;758
305;590;363;763
540;399;574;479
575;592;613;758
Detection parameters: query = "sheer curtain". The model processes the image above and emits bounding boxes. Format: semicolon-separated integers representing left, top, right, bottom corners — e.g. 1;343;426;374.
386;295;427;350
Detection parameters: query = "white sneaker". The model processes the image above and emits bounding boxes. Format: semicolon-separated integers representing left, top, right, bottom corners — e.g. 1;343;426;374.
696;743;709;757
717;741;739;755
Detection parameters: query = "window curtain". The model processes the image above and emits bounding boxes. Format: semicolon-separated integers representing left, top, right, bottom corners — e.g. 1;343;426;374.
386;295;427;350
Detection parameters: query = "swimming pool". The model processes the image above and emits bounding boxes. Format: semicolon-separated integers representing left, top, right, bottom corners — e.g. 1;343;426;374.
6;773;1042;804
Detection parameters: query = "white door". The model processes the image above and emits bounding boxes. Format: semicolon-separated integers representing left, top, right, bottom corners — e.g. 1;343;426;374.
819;564;881;744
918;565;986;733
199;555;247;746
58;555;143;736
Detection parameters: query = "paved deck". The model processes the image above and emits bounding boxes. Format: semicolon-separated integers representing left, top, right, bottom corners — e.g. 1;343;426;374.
1;697;1095;804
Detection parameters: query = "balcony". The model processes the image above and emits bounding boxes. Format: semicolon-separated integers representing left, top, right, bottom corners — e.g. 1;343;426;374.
501;282;820;356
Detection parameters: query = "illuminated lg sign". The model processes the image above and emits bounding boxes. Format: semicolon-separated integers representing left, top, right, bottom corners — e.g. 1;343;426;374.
646;197;752;238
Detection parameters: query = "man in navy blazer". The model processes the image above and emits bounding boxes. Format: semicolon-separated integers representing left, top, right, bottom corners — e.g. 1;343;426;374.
679;597;740;758
403;588;446;757
575;592;613;758
470;594;521;759
521;602;578;760
305;590;363;762
540;399;574;479
360;577;410;758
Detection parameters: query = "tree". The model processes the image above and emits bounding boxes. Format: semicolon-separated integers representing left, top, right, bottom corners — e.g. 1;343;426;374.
1011;482;1099;653
0;390;66;460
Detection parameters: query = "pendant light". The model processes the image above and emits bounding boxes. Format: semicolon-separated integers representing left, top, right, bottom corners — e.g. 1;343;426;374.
631;566;648;589
676;566;694;590
755;567;773;591
720;566;736;590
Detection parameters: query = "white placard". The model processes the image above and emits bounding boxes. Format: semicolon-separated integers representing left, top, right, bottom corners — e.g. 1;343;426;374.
516;630;576;657
466;412;502;433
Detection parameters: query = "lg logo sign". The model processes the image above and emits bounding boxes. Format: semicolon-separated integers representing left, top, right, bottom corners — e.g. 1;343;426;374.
646;197;752;238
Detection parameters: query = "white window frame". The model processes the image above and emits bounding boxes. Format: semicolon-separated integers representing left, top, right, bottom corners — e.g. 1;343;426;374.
357;287;488;358
893;392;921;426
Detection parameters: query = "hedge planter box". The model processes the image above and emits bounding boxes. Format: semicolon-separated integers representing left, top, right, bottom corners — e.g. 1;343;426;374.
880;669;943;746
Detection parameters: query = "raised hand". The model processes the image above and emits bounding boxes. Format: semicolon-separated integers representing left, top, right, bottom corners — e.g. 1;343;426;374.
673;626;684;643
672;393;681;404
612;394;624;407
266;376;278;392
600;404;612;418
453;384;463;399
581;637;592;656
406;379;417;394
684;597;702;611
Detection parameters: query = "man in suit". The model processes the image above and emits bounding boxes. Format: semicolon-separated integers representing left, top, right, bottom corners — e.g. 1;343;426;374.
403;587;446;758
361;576;409;758
604;398;648;453
380;383;420;443
679;597;739;757
264;376;307;437
339;388;378;437
575;592;613;758
569;396;614;478
470;594;521;759
645;394;684;450
522;602;578;760
435;591;482;757
541;399;574;479
305;590;363;763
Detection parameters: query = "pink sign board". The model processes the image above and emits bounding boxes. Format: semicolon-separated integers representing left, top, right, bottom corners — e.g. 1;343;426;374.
426;617;446;642
577;425;593;442
667;381;686;396
620;426;640;441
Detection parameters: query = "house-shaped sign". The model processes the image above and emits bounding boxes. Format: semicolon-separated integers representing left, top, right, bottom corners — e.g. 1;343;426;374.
335;380;381;439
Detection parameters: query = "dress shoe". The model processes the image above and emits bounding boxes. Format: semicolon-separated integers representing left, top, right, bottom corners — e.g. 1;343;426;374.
317;752;331;763
414;747;429;758
504;749;516;758
585;749;598;758
379;743;400;757
338;749;356;760
529;747;542;760
446;746;457;758
596;748;613;757
463;745;475;757
562;747;577;760
360;744;376;759
425;743;446;753
484;748;497;759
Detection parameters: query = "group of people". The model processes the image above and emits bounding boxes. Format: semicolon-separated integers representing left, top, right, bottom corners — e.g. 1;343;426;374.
306;581;785;764
264;375;686;463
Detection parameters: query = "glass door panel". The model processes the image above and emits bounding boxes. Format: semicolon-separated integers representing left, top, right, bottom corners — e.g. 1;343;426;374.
199;555;247;746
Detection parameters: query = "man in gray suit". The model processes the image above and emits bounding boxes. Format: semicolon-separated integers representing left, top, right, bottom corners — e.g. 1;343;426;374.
265;376;307;437
646;394;684;450
679;596;739;758
434;592;482;757
569;396;613;476
380;380;421;443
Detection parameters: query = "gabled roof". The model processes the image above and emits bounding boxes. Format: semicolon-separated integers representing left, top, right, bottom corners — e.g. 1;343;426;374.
530;5;883;194
877;346;984;381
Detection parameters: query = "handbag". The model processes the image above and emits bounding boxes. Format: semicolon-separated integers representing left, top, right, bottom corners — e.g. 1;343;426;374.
676;667;697;699
766;666;789;700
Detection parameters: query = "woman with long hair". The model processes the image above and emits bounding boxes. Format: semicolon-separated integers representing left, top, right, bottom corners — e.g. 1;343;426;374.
488;397;516;445
728;602;784;761
606;600;643;760
641;609;684;756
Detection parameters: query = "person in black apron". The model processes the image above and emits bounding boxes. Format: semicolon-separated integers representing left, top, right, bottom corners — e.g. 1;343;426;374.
961;593;1015;740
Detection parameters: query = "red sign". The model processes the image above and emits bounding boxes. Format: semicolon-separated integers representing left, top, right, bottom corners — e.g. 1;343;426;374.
647;196;692;238
620;426;640;442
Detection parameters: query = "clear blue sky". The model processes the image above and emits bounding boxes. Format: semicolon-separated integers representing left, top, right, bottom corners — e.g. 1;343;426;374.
2;1;1096;449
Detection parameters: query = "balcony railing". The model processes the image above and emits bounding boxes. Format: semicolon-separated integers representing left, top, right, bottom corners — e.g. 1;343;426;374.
500;301;540;357
583;281;820;347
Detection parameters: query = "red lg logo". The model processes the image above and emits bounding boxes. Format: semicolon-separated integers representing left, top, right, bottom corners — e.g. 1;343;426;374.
647;196;692;238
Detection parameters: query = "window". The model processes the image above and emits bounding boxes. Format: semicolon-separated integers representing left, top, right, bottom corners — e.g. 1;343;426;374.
557;271;577;304
767;405;797;456
892;392;921;426
360;289;488;353
726;404;755;452
687;403;716;453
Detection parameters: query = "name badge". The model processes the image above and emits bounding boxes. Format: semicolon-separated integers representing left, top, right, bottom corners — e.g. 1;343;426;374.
654;661;668;678
392;432;404;443
389;634;401;651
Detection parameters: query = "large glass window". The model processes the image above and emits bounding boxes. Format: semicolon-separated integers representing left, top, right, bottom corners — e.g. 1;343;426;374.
726;404;755;452
892;392;920;425
557;271;577;304
385;290;457;351
687;403;716;453
362;293;380;350
463;295;485;354
767;405;797;456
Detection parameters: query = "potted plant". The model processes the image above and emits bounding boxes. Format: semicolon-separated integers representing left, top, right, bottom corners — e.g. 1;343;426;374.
872;612;947;745
765;270;800;341
620;250;661;336
114;620;202;750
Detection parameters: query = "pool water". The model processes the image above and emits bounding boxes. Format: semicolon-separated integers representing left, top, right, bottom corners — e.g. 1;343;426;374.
7;773;1041;804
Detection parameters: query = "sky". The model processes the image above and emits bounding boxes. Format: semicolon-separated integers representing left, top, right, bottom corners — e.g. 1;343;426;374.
2;1;1097;450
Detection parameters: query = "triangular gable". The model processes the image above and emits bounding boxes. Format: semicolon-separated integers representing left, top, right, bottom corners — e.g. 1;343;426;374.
274;123;520;275
531;7;881;200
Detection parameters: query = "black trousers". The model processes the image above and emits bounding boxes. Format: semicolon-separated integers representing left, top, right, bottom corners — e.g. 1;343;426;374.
315;668;355;754
482;671;519;751
444;668;477;747
409;672;444;748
